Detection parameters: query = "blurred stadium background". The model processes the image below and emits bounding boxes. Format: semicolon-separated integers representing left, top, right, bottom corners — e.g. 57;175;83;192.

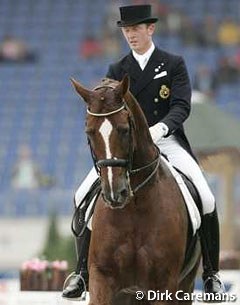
0;0;239;292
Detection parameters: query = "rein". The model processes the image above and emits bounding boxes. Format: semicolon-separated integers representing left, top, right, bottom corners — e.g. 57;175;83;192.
130;152;160;194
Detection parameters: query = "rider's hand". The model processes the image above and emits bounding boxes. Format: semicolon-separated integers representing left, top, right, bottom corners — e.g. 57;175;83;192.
149;122;169;145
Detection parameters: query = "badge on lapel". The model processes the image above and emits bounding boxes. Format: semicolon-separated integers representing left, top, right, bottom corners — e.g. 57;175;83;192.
159;85;170;99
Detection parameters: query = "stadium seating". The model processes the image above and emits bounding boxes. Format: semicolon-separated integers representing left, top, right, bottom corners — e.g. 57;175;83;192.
0;0;239;216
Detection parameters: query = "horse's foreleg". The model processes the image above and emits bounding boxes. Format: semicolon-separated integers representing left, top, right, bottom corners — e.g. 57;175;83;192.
88;265;118;305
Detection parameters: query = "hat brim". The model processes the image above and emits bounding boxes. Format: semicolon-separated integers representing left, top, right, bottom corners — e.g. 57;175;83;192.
117;17;158;27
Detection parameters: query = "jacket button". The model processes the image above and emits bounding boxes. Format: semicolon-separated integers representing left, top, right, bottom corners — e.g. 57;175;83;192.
154;98;159;103
153;110;158;116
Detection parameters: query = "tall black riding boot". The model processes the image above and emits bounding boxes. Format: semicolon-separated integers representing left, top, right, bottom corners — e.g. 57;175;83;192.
200;208;225;294
62;227;91;299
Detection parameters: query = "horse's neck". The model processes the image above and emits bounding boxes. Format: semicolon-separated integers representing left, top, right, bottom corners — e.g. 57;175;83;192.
125;92;158;167
135;124;156;164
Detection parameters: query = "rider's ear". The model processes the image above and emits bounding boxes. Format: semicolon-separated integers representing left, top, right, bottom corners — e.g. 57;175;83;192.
70;78;91;102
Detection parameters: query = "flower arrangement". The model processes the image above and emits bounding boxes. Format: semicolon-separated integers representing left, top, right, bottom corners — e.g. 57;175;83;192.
20;258;68;291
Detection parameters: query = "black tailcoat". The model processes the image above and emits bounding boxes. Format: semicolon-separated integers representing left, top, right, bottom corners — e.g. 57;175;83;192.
106;47;195;158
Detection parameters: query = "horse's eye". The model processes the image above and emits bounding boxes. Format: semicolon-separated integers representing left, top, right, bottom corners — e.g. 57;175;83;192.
86;128;96;136
117;126;129;136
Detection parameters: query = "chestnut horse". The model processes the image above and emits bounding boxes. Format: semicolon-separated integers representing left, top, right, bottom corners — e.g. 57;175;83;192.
71;75;201;305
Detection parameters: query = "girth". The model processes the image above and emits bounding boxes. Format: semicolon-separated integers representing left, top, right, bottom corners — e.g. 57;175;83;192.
175;170;203;280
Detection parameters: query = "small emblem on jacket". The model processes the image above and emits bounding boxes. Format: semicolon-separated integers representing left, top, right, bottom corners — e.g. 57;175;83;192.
159;85;170;99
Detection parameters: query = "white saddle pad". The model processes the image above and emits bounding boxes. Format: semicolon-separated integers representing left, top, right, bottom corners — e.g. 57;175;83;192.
161;156;201;235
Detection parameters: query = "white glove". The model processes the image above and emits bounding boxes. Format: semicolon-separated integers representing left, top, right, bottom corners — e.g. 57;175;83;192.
149;122;169;144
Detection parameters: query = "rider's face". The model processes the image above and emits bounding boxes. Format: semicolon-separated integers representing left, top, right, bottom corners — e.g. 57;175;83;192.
121;23;155;55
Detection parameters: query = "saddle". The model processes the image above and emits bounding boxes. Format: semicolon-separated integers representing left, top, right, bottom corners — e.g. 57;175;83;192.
175;167;203;217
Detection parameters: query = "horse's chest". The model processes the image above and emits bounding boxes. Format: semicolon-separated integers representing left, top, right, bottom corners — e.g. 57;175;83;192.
93;208;163;279
112;238;153;276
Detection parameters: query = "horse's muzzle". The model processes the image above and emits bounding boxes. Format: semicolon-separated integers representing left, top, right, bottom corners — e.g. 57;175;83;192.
102;185;131;209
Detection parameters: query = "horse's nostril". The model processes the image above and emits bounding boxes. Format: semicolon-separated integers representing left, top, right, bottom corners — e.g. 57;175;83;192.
102;186;129;206
102;193;107;202
120;188;128;197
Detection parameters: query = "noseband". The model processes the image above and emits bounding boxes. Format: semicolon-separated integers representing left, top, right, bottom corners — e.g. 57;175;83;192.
87;85;160;194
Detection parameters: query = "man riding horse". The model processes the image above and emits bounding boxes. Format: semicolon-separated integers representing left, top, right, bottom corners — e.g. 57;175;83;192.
63;4;225;300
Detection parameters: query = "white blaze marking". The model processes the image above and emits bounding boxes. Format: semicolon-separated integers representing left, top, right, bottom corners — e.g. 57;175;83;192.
99;119;114;198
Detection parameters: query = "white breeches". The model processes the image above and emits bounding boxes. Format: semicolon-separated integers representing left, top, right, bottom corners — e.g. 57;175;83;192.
159;135;215;215
74;135;215;215
74;167;98;208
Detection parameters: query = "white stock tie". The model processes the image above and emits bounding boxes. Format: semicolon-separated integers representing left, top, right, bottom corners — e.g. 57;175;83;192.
139;56;148;70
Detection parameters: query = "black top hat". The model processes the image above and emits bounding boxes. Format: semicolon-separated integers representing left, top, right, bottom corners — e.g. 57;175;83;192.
117;5;158;27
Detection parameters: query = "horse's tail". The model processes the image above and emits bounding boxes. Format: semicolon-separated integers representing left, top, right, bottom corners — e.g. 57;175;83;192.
112;286;149;305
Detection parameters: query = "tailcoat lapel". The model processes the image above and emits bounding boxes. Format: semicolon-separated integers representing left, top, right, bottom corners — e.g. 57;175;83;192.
122;48;167;96
121;53;141;82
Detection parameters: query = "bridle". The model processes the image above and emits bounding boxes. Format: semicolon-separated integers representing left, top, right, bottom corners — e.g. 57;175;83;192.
86;85;160;194
87;102;134;172
87;105;125;117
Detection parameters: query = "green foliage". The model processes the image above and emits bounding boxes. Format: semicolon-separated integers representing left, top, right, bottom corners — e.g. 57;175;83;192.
41;212;77;270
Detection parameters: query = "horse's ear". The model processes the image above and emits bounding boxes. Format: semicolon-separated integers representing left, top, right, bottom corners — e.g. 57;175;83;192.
70;78;90;102
116;74;129;97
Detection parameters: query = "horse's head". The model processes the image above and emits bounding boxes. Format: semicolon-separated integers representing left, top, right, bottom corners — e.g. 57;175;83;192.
71;75;136;209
